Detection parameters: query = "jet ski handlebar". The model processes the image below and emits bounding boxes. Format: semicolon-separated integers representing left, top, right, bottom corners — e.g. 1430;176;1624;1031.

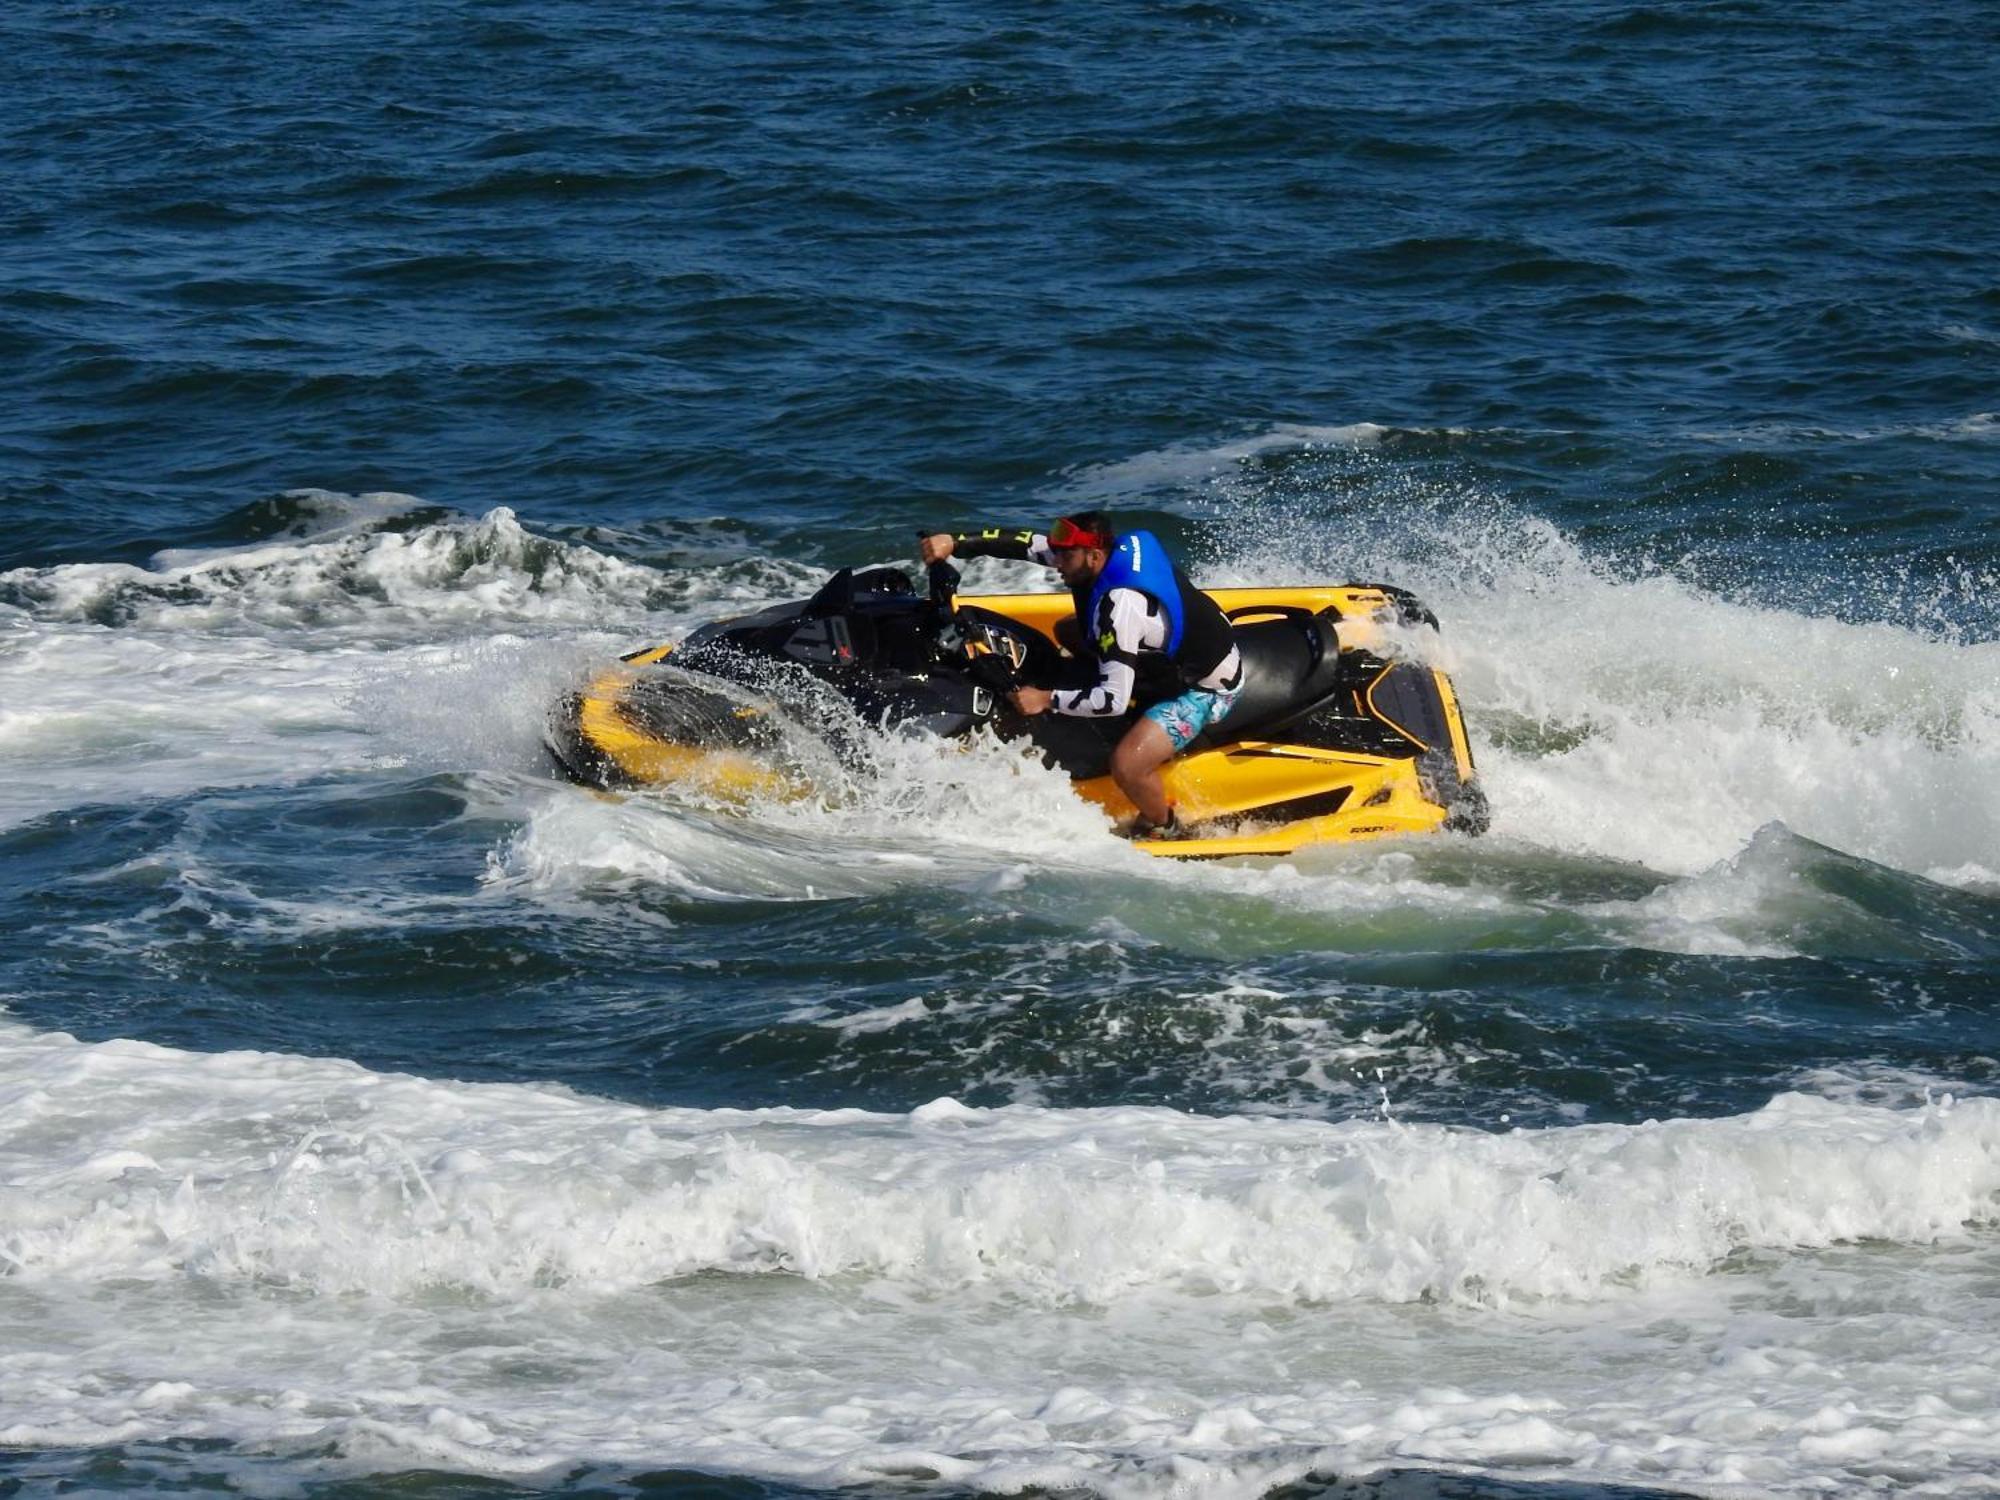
917;557;1017;690
926;558;961;616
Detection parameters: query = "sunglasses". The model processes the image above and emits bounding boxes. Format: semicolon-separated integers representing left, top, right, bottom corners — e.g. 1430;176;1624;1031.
1048;517;1111;550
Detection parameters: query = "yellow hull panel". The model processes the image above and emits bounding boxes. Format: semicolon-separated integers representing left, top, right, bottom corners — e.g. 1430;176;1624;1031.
573;661;800;801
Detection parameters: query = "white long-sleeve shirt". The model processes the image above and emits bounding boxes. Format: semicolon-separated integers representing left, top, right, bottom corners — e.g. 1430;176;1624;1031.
1054;583;1244;718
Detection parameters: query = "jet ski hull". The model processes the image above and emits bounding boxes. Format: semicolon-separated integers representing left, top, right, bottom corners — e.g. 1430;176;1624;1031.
547;577;1485;858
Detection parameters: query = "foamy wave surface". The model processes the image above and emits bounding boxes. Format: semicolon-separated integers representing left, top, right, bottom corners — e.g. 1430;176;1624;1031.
5;1021;1994;1302
0;500;816;640
3;1022;1998;1497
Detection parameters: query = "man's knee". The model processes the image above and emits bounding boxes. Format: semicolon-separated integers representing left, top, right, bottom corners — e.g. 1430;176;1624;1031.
1112;722;1174;780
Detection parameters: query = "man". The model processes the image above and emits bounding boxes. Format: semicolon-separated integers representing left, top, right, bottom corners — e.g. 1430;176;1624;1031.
918;513;1243;837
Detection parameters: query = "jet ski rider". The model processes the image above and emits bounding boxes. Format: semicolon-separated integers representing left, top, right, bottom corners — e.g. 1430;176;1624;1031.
918;513;1244;838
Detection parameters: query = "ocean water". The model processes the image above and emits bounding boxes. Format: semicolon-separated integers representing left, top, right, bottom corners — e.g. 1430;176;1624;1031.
3;3;1998;1498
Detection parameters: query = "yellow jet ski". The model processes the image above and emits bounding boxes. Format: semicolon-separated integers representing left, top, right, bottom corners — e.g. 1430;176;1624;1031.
546;562;1485;858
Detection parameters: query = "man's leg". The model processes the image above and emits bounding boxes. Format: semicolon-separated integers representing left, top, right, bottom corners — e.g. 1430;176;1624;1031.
1117;683;1240;831
1110;717;1177;827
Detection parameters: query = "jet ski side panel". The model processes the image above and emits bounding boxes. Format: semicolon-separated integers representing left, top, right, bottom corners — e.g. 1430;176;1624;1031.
1072;741;1450;848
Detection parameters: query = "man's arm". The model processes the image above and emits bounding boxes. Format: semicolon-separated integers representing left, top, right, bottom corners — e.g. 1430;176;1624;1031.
1048;589;1163;717
919;527;1056;566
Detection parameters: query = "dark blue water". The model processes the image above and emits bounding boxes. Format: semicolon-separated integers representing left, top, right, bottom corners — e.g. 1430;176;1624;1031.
8;3;1998;579
2;4;1997;1498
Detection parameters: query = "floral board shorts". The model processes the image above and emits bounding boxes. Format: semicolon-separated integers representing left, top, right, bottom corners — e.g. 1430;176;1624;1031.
1142;679;1244;753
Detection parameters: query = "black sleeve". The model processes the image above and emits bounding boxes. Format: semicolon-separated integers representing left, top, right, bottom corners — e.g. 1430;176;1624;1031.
948;526;1042;562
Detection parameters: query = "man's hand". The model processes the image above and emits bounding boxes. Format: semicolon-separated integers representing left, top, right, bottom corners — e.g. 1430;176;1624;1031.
1009;686;1052;716
918;533;955;565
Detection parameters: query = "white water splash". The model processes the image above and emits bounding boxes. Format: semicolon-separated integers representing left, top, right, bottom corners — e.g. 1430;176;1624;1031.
3;1021;1997;1497
1103;432;2000;886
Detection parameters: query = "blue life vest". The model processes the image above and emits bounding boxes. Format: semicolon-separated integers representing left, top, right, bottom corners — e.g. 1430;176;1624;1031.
1085;530;1185;655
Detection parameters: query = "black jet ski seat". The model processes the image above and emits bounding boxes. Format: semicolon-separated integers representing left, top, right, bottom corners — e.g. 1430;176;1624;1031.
1203;606;1345;742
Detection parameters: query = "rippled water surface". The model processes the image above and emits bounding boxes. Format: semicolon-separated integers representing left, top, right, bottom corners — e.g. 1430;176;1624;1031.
3;3;1998;1498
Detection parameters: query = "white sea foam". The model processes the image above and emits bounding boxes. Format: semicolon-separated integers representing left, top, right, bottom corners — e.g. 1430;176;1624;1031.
1465;583;2000;884
147;489;428;571
0;624;374;829
491;748;1970;971
485;679;1130;906
0;502;804;828
1177;463;2000;887
0;622;606;832
2;1021;1997;1496
0;500;814;640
